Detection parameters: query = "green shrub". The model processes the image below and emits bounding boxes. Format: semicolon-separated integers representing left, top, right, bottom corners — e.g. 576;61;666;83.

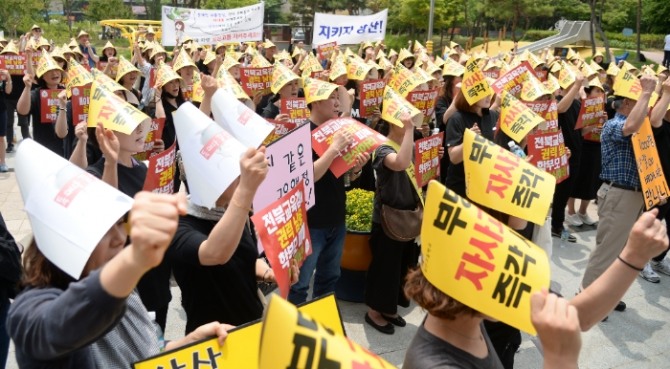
523;30;559;42
345;188;374;233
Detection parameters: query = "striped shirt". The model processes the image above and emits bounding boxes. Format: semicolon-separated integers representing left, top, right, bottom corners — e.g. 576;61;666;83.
600;113;640;188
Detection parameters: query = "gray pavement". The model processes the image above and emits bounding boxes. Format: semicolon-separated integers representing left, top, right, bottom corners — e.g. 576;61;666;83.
3;144;670;369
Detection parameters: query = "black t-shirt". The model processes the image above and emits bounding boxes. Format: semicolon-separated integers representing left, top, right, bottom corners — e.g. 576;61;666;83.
5;74;23;101
161;99;178;148
434;96;452;131
167;214;263;333
30;88;64;156
653;120;670;180
87;157;172;312
308;121;346;228
0;81;7;112
556;96;583;163
444;110;499;198
372;144;420;223
261;95;280;119
403;322;504;369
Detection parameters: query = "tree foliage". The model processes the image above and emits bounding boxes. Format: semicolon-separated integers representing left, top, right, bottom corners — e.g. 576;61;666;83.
0;0;45;36
85;0;133;22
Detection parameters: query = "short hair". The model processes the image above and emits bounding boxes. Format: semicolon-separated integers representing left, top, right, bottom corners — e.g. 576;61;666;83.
404;267;479;320
22;239;75;290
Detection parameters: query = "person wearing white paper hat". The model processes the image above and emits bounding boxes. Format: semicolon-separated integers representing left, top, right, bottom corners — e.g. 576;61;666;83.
98;41;118;79
7;140;234;368
166;111;293;332
17;55;64;156
287;79;370;305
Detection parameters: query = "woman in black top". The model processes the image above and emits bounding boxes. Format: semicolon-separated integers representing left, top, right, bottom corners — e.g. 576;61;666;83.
0;69;12;172
444;90;498;198
435;73;463;182
17;57;65;156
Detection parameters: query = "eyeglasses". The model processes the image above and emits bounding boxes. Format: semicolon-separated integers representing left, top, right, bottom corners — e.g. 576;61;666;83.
34;29;42;33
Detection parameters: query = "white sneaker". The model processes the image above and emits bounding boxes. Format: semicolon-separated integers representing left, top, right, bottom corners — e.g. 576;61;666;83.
640;263;661;283
578;212;597;226
565;213;583;226
651;258;670;276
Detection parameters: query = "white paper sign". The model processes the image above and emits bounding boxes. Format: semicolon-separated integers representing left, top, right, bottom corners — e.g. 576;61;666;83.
253;123;315;213
174;103;248;208
17;140;133;279
312;9;387;46
211;89;275;148
161;4;264;47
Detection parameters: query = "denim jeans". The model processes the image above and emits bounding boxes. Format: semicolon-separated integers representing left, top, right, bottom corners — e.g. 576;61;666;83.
288;223;346;305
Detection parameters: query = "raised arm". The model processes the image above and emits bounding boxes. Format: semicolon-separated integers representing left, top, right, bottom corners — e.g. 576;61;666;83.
383;114;416;171
622;75;657;136
17;74;34;116
650;77;670;128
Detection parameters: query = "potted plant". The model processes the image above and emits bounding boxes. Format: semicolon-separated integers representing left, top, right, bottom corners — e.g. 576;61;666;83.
336;188;374;302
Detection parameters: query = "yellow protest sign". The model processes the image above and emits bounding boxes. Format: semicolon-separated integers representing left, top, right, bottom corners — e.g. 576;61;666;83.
134;294;344;369
442;56;465;77
329;58;348;82
613;68;643;101
499;90;545;142
35;53;63;78
271;62;299;94
90;69;125;93
461;57;492;106
66;59;94;98
632;118;670;209
190;72;205;103
300;52;323;77
88;81;150;134
216;69;250;101
463;129;555;224
381;86;424;128
543;74;561;94
420;181;551;335
259;295;392;369
557;62;577;89
519;74;551;102
303;77;338;104
387;63;423;97
347;57;373;81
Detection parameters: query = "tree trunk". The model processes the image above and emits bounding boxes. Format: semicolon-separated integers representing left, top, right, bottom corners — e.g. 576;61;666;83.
589;0;596;55
636;0;642;61
596;0;611;63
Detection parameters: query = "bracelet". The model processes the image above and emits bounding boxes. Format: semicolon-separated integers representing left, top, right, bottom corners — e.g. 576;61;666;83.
262;268;272;283
617;255;643;272
229;198;252;213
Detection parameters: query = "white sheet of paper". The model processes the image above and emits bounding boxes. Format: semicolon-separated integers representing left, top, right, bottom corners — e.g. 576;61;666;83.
174;102;248;208
211;89;275;148
18;140;133;279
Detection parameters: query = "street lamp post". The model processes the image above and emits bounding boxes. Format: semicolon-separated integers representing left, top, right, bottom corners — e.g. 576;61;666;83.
427;0;435;55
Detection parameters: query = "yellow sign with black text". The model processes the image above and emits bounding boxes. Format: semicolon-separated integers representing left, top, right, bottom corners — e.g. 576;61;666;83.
463;129;555;225
632;118;669;209
421;181;551;335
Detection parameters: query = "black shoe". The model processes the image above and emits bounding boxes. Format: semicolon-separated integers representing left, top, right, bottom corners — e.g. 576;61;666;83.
382;314;406;327
365;313;394;334
602;315;608;322
614;301;626;312
6;145;13;153
551;229;577;243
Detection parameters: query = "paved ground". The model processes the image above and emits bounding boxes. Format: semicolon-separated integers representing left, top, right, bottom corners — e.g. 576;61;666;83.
3;141;670;369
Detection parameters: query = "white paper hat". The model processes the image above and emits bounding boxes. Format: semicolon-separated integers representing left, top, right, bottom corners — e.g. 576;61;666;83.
210;89;274;148
16;139;133;279
174;102;248;208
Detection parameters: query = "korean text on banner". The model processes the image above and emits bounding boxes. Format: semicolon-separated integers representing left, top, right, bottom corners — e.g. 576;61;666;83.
312;117;388;178
251;181;312;298
499;90;545;143
281;98;310;126
262;120;297;146
161;4;264;46
420;181;551;334
133;294;344;369
210;89;274;148
259;295;392;369
239;67;273;97
462;57;493;106
491;61;533;96
523;99;559;131
527;130;570;184
463;129;556;225
312;9;387;46
0;54;26;75
40;89;62;124
134;118;165;161
407;88;439;125
254;123;315;211
415;133;444;187
70;85;91;124
632;118;670;209
574;95;606;129
359;79;385;119
142;143;176;194
317;41;338;60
